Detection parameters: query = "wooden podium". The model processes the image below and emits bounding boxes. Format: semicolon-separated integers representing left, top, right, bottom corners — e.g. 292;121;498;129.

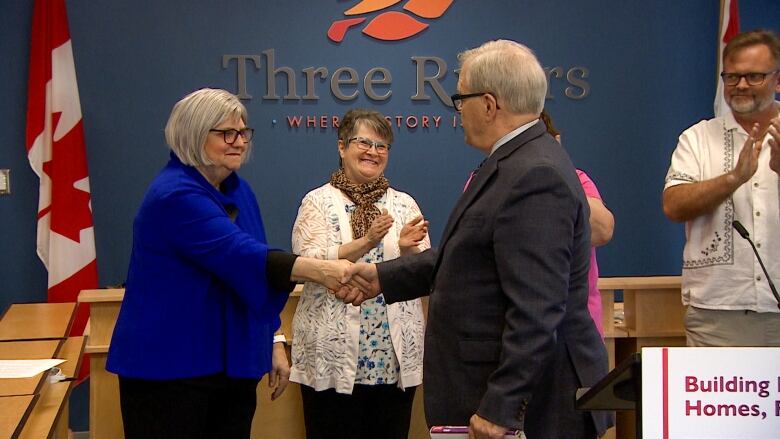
78;289;124;439
597;276;687;439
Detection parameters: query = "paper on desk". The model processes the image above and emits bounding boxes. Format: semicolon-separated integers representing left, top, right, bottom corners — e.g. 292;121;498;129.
0;359;66;378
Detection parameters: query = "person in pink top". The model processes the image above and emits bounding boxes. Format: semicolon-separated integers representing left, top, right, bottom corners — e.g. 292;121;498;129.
541;110;615;337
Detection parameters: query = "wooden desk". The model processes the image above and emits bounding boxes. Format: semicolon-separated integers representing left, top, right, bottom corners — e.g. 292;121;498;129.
0;303;76;341
599;276;685;337
15;336;85;439
0;394;37;439
0;340;59;397
0;334;85;439
55;337;86;379
17;381;73;439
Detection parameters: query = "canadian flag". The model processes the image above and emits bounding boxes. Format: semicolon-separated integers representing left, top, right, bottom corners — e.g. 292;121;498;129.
25;0;98;355
714;0;740;117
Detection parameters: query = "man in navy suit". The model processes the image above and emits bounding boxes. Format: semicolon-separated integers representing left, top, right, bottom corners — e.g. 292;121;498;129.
338;40;611;439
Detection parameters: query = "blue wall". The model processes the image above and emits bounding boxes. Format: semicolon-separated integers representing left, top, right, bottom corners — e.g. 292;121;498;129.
1;0;779;429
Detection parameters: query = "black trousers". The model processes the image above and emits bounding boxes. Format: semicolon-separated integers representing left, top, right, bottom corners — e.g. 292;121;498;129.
300;383;417;439
118;373;259;439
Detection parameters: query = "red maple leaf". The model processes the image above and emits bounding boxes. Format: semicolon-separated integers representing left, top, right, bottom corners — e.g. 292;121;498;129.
40;112;93;243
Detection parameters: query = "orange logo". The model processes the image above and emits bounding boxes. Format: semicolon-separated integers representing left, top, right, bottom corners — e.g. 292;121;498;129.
328;0;454;43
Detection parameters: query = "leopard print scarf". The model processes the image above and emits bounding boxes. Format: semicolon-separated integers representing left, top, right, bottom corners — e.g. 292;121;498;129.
329;168;389;239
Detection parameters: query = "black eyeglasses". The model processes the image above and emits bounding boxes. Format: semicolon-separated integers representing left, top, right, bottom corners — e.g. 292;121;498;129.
209;128;254;144
720;70;779;86
450;92;486;111
348;136;391;154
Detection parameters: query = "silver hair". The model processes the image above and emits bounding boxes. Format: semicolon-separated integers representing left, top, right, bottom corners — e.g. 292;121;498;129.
164;88;250;167
457;40;547;115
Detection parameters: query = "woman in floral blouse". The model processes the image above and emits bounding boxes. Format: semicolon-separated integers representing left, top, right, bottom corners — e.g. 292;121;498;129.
290;108;430;439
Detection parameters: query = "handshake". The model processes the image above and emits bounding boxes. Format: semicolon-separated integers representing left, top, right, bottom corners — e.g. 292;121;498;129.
298;258;381;305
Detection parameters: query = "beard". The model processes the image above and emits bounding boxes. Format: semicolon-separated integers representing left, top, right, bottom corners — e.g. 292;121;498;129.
727;92;774;114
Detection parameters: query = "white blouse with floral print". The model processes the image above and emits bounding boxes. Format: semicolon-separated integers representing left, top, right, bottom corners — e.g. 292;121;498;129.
290;183;429;394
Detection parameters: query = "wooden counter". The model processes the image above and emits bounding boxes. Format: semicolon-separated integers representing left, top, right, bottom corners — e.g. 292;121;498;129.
0;299;84;439
0;340;60;397
0;303;75;341
80;277;686;439
0;394;37;439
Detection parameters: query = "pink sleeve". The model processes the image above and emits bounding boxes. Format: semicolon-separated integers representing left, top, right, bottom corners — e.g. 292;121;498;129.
576;169;602;201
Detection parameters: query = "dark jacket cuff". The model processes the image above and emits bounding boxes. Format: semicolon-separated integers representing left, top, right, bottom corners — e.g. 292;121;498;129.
266;251;298;292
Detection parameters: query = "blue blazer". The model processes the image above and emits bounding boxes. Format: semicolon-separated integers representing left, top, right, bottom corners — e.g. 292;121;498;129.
107;153;289;379
378;122;611;437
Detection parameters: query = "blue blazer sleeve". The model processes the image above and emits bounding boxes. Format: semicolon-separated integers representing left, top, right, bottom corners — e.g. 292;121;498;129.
154;185;276;317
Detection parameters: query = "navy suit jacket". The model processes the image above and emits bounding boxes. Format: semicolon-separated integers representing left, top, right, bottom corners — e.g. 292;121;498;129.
378;121;611;437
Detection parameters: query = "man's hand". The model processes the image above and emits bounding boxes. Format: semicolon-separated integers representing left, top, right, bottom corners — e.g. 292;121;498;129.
268;342;290;401
768;117;780;174
335;262;381;305
399;215;429;255
731;123;763;184
366;209;393;246
469;414;509;439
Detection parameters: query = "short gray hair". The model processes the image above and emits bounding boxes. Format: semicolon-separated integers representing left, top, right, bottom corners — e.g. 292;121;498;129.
457;40;547;115
164;88;250;166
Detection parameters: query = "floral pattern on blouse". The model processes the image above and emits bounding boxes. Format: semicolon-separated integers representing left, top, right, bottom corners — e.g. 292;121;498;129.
290;184;429;393
345;202;400;385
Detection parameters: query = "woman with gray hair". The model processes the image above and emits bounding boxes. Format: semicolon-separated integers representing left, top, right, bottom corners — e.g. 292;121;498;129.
290;108;430;439
106;88;351;439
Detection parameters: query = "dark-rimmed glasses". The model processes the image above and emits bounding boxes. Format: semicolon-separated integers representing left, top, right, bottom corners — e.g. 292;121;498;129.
450;92;486;111
209;128;254;144
348;136;391;154
720;70;779;86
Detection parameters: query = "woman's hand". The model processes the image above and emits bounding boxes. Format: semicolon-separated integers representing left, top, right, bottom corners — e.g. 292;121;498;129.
399;215;429;255
366;209;393;246
291;258;353;291
317;259;354;291
336;262;381;305
268;342;290;401
338;210;393;261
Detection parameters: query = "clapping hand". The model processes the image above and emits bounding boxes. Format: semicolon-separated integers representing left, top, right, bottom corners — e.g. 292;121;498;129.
732;123;763;184
399;215;429;255
768;117;780;174
366;209;393;246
